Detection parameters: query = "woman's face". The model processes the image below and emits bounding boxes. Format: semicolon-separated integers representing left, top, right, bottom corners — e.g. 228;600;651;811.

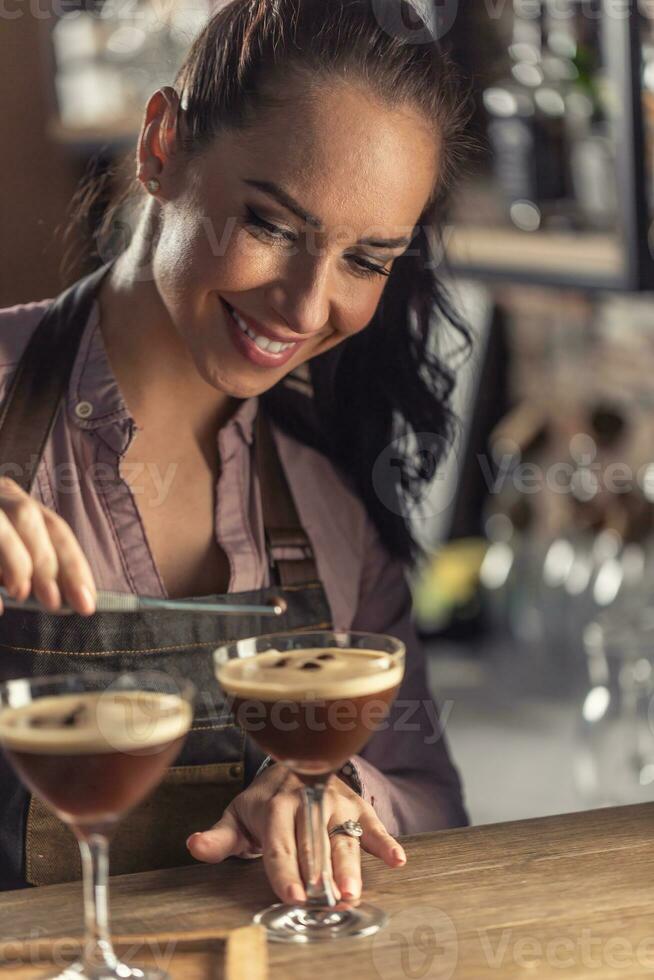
149;79;439;399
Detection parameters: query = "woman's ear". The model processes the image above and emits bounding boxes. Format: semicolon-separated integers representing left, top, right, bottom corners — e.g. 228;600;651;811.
136;87;183;194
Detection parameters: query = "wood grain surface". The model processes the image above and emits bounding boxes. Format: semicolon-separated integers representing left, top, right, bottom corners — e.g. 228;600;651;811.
1;950;217;980
2;804;654;979
0;926;266;980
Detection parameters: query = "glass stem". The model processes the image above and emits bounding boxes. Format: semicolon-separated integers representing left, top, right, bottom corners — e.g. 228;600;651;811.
77;831;119;973
302;782;337;908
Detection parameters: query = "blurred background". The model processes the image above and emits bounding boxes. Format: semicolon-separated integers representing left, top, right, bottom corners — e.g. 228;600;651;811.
5;0;654;825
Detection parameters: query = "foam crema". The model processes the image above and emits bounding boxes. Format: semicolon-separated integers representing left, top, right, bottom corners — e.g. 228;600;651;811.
0;690;192;755
216;647;405;701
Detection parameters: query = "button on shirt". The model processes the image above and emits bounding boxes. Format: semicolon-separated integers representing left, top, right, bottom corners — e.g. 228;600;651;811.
0;297;468;835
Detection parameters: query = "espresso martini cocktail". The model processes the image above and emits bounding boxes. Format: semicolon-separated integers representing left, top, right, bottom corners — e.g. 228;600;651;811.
0;689;192;826
214;630;406;944
0;671;194;980
217;645;404;778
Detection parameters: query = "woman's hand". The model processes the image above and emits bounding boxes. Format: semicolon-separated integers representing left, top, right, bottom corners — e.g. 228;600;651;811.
186;764;407;903
0;477;96;615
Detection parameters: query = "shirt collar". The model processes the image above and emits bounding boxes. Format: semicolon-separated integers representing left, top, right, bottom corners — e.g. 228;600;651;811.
67;299;132;430
228;395;258;446
68;300;260;444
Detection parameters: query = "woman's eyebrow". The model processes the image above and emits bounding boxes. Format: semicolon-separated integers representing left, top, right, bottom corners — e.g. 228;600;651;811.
241;178;414;249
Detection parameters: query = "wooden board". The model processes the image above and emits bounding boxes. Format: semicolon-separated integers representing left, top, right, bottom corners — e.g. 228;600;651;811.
2;805;654;978
2;951;216;980
0;927;267;980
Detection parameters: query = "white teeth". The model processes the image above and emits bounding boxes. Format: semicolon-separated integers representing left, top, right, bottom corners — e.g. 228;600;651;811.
254;335;273;352
228;306;294;355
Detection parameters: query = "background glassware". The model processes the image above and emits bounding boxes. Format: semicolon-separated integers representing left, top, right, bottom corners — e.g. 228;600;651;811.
0;670;194;980
575;598;654;807
214;630;405;944
51;0;212;131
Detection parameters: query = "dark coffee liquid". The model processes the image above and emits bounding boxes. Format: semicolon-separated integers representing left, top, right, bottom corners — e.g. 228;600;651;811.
6;736;185;824
230;683;400;776
0;691;191;825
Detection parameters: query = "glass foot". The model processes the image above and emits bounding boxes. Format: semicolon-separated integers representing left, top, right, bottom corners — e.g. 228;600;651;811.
254;900;388;943
43;960;169;980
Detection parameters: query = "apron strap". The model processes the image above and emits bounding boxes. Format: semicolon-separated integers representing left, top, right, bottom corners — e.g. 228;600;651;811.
254;411;320;587
0;267;320;588
0;265;111;493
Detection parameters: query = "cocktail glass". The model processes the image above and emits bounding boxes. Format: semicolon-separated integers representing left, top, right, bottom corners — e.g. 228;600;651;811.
0;670;194;979
213;630;405;943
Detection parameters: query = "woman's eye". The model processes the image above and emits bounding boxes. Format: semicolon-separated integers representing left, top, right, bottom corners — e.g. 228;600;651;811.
348;256;392;280
243;206;296;244
243;206;391;280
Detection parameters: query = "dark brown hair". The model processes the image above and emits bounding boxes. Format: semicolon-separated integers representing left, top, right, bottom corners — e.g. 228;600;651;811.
74;0;471;563
176;0;466;191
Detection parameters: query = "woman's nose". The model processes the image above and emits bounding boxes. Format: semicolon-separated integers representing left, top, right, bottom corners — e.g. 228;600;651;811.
267;257;331;337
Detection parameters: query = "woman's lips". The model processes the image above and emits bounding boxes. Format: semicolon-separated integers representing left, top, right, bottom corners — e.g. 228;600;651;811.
220;298;302;369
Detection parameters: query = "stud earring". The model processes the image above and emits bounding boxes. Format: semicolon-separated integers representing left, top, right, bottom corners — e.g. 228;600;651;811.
146;178;161;194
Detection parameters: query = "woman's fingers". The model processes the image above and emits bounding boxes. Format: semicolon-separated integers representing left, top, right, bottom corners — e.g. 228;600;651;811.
186;808;251;863
41;509;96;614
0;510;34;600
294;807;342;903
0;498;60;611
188;767;405;910
262;794;306;904
0;479;96;616
328;828;362;900
359;813;406;868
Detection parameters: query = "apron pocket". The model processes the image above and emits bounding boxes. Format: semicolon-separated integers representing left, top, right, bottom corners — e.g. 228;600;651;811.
25;761;244;886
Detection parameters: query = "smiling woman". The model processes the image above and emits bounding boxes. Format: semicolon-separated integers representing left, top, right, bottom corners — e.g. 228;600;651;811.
0;0;471;906
92;0;471;564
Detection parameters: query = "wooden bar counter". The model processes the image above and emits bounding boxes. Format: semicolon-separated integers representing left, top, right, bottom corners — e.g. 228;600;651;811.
2;804;654;978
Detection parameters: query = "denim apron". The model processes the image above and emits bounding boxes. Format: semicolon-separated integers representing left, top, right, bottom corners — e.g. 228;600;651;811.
0;268;333;889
